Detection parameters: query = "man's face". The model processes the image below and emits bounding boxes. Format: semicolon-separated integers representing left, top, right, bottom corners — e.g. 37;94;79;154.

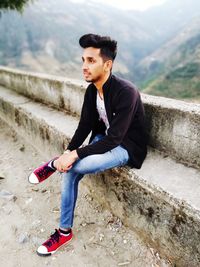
81;47;109;83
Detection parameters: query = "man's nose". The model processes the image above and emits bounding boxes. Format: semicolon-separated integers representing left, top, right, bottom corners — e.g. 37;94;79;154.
82;61;88;70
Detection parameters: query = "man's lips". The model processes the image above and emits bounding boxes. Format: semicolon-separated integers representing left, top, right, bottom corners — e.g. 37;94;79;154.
83;71;90;76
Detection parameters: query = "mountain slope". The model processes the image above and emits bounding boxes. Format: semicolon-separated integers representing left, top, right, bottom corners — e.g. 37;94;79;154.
140;18;200;100
137;17;200;76
0;0;200;101
0;0;156;79
143;62;200;100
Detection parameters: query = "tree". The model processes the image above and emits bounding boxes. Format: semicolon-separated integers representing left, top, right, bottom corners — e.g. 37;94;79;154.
0;0;31;12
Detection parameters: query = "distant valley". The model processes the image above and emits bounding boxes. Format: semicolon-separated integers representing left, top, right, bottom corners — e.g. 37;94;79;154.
0;0;200;101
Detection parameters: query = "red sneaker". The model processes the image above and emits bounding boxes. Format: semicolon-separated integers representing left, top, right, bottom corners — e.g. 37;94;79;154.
28;157;58;184
37;229;73;256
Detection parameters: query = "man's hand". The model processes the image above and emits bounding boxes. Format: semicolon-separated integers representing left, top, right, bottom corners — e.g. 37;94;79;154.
54;150;79;172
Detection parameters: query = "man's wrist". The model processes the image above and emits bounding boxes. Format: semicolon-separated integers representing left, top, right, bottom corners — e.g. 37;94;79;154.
72;150;79;160
63;149;71;154
63;149;79;160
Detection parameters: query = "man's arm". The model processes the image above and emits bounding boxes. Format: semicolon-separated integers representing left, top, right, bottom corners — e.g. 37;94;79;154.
54;86;93;171
66;86;93;151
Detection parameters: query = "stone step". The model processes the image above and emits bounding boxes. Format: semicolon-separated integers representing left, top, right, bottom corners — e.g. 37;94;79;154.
0;85;200;267
0;85;78;156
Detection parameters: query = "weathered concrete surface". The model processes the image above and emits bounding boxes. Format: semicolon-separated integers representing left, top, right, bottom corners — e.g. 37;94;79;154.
143;94;200;169
0;85;200;266
86;167;200;267
0;66;200;169
0;66;86;116
0;86;79;157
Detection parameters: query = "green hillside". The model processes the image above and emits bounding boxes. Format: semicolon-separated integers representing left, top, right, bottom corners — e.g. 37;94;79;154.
140;20;200;101
143;63;200;101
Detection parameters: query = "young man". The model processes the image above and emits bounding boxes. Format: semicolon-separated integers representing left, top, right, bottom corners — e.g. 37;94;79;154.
29;33;147;256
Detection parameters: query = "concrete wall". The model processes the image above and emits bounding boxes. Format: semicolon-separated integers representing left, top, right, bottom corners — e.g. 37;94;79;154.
0;66;200;168
86;169;200;267
143;94;200;168
0;66;86;116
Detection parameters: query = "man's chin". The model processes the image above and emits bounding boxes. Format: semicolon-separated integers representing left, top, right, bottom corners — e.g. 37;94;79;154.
84;77;93;83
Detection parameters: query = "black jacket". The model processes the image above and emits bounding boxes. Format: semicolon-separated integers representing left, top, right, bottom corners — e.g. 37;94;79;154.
67;74;147;169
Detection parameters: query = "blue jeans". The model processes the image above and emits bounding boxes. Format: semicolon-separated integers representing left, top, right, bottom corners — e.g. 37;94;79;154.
60;134;129;229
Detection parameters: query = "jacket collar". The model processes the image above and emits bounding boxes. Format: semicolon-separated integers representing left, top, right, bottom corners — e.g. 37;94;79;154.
103;73;112;92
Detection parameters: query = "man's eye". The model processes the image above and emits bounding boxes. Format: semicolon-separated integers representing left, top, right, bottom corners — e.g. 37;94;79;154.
89;58;95;63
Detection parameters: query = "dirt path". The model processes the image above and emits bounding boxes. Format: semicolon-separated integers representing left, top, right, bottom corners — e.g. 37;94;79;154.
0;119;172;267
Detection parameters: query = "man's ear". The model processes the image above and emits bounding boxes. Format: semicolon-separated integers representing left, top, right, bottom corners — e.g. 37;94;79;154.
104;60;113;72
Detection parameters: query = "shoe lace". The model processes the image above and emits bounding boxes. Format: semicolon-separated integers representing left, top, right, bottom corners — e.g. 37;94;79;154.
44;229;60;248
37;165;52;178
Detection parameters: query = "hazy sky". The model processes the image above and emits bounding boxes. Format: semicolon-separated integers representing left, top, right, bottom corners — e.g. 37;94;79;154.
71;0;166;11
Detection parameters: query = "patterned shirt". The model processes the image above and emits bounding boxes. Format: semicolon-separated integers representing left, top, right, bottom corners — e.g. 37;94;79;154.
96;92;109;133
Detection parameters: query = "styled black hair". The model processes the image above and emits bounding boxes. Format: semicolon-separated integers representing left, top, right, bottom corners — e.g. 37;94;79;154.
79;33;117;61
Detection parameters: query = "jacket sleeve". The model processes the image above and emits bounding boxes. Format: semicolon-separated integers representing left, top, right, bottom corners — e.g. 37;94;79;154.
76;86;139;158
67;87;93;151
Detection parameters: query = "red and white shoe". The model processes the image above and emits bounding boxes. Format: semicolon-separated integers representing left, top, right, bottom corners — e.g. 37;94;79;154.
37;229;73;256
28;157;58;184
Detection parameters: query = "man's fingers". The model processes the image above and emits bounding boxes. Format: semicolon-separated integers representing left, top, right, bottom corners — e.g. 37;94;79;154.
61;164;72;172
55;162;64;172
65;165;72;171
54;156;73;172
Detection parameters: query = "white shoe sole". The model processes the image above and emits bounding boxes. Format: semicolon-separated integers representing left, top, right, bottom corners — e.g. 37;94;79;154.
36;236;73;257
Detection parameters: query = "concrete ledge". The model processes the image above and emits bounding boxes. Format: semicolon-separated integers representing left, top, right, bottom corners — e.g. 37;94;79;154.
0;66;86;116
0;86;79;156
0;66;200;169
143;94;200;169
0;85;200;266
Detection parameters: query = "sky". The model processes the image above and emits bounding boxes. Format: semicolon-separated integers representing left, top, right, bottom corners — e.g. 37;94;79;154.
71;0;166;11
